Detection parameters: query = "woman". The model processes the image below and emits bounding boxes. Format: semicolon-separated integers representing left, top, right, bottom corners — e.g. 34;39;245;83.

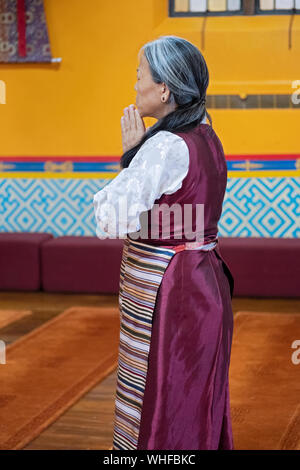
93;35;235;450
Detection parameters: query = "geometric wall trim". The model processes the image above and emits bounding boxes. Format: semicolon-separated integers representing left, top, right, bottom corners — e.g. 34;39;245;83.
0;178;105;237
0;155;300;180
0;177;299;238
220;177;300;238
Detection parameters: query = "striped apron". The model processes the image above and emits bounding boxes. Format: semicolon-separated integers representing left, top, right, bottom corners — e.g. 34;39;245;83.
112;235;218;450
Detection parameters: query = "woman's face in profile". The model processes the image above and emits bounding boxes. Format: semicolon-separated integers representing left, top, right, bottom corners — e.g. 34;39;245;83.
134;51;174;120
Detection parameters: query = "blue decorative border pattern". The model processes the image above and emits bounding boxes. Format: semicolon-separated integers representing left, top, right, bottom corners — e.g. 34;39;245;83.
0;177;299;238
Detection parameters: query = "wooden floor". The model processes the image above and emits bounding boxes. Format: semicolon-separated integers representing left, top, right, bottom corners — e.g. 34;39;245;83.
0;291;299;450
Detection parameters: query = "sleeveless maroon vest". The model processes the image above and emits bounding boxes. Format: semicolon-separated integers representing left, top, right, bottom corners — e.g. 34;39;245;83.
128;123;228;247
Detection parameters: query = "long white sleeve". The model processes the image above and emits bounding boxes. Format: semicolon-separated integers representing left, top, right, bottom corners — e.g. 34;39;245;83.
93;130;190;238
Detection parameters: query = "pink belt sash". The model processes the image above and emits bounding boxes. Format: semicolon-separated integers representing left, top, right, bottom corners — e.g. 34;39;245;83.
163;237;218;253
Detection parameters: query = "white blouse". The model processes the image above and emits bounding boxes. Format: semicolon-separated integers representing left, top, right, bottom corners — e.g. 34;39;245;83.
93;115;207;238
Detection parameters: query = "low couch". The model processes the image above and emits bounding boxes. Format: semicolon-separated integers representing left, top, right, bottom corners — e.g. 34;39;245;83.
0;233;299;297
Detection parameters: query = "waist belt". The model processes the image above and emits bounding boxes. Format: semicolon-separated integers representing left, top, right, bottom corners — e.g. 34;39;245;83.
163;237;218;253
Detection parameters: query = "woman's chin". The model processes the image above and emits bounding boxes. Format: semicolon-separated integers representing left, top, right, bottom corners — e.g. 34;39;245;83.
137;106;152;119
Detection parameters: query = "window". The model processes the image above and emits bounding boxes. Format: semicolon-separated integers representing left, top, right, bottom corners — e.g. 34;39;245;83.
170;0;242;15
169;0;300;15
257;0;300;13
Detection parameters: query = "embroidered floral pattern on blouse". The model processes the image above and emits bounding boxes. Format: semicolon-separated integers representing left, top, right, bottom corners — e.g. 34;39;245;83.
93;130;190;238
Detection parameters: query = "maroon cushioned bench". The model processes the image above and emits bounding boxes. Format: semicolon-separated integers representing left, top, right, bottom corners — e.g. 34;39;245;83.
1;233;298;297
218;236;300;297
41;236;124;294
0;232;53;291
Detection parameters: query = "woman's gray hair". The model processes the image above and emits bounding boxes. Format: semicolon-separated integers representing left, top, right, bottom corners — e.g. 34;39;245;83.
120;35;212;169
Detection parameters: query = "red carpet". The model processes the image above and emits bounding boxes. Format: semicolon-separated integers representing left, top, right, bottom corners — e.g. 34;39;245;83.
230;311;300;450
0;306;119;450
0;309;32;329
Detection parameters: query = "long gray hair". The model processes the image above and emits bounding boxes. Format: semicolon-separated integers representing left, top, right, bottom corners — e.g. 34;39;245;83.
120;35;212;169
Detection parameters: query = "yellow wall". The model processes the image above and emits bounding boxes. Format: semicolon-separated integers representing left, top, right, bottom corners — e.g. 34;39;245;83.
0;0;299;157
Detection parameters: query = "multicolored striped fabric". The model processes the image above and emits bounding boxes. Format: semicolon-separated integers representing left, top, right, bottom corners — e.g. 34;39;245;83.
112;235;218;450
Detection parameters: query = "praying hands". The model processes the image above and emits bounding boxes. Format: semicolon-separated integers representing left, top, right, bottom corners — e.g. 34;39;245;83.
121;104;146;153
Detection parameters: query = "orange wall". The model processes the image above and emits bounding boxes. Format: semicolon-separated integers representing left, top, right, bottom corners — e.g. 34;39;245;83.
0;0;299;157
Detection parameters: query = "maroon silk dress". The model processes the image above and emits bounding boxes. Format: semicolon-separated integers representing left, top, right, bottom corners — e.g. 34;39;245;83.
129;122;235;450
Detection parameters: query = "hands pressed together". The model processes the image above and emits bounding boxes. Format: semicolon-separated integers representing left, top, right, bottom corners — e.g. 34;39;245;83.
121;104;146;153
